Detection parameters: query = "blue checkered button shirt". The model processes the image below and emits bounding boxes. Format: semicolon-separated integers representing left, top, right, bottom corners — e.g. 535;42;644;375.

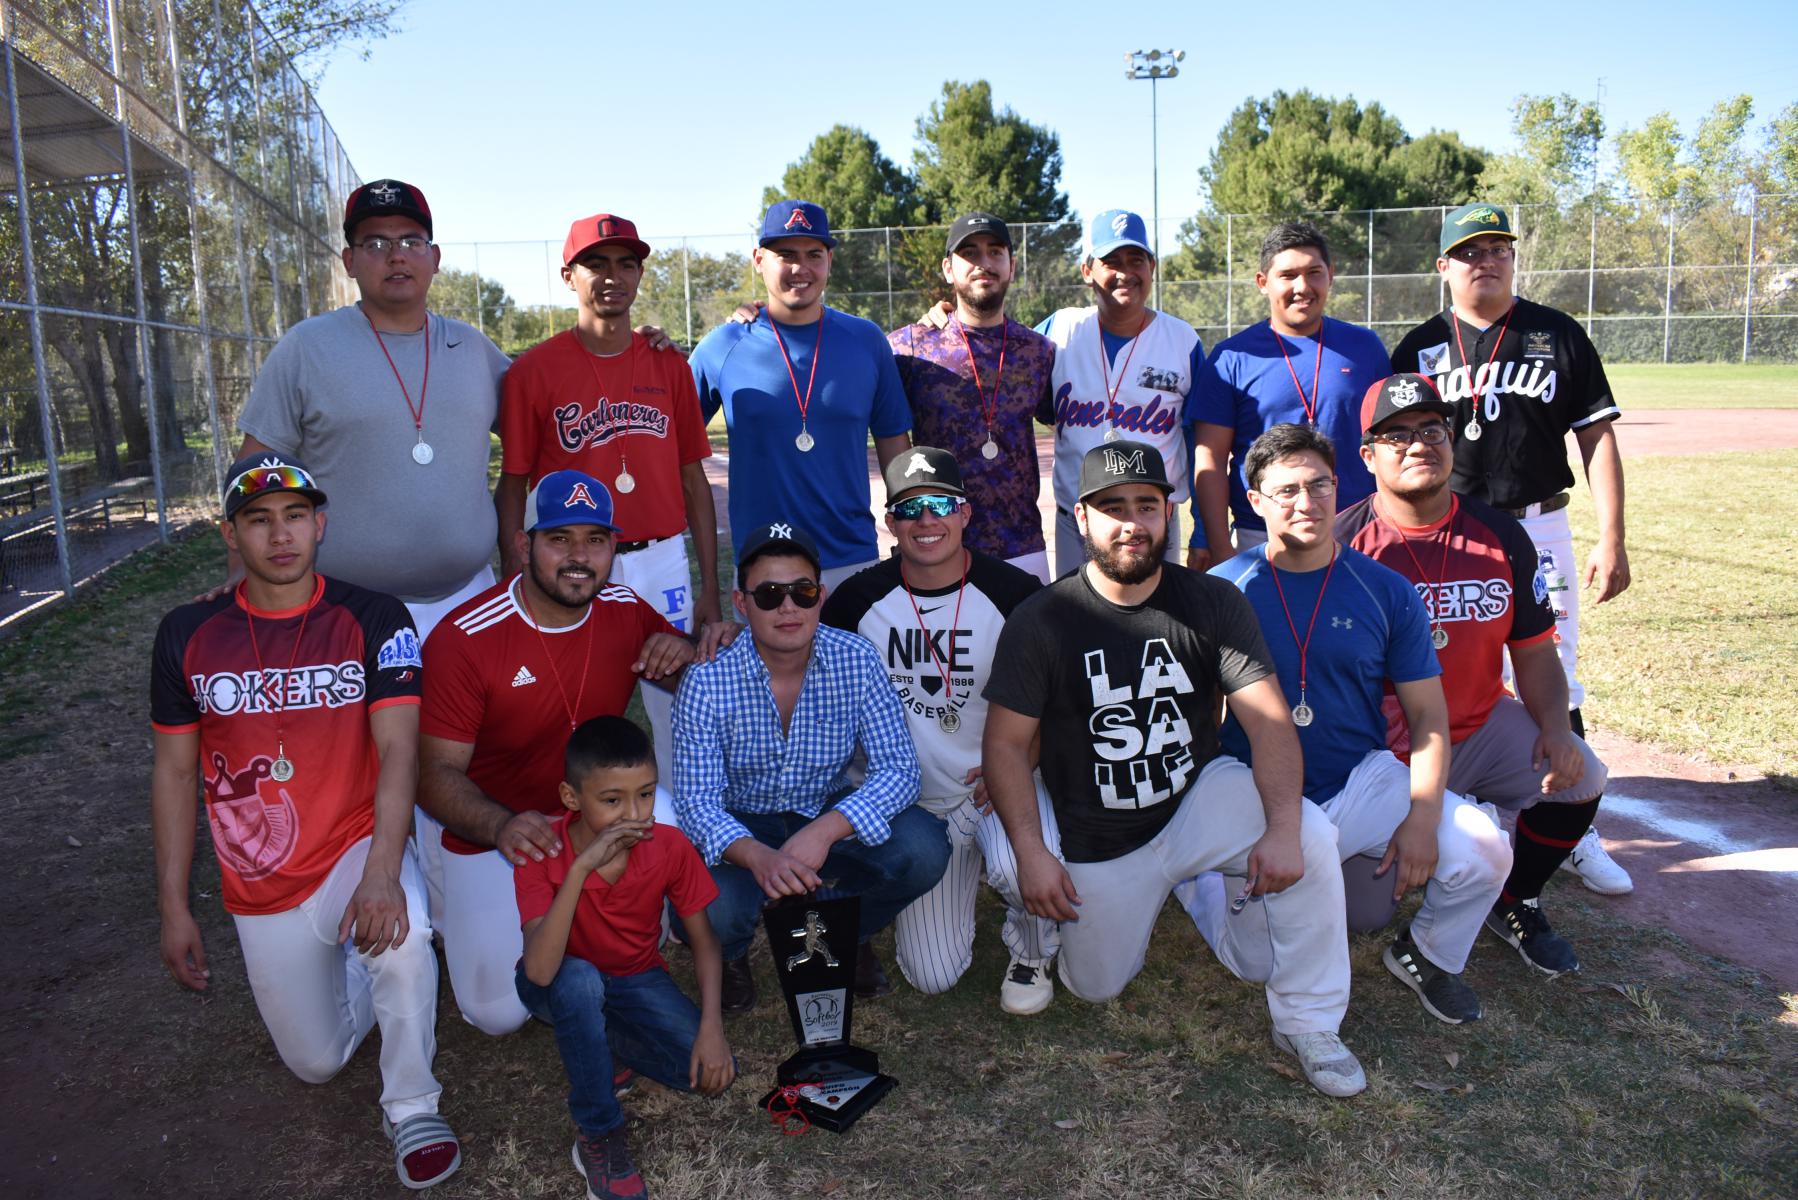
672;624;922;866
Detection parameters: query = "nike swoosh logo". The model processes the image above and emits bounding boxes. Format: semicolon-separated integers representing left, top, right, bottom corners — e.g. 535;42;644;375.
446;340;462;348
917;605;943;616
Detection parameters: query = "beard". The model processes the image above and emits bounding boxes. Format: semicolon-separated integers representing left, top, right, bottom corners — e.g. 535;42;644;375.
1083;526;1166;587
953;276;1008;317
528;555;603;611
1385;469;1450;508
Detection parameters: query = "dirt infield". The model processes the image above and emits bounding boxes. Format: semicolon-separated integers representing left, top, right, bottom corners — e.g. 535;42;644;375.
1583;407;1798;458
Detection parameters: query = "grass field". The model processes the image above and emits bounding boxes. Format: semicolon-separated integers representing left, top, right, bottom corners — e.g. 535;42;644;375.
1568;448;1798;783
2;526;1795;1199
1607;363;1798;410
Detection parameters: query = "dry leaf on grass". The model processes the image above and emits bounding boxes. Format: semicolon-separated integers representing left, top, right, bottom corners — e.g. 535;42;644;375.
1099;1051;1129;1065
1412;1080;1475;1095
1268;1060;1302;1082
1444;1052;1460;1069
1053;1118;1081;1130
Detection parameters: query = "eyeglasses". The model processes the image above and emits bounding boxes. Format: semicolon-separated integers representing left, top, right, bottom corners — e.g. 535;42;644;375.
1447;243;1514;265
1366;422;1452;449
351;235;433;255
1255;478;1337;507
747;579;822;611
887;495;966;521
227;463;318;501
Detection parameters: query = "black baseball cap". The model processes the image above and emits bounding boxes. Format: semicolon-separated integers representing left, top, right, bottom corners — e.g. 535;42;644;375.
222;453;327;519
736;521;821;577
883;446;966;501
1077;439;1173;502
343;178;433;242
1360;373;1454;435
945;212;1012;256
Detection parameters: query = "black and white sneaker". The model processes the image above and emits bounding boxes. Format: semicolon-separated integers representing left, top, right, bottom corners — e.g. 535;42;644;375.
1383;927;1482;1024
1485;898;1580;976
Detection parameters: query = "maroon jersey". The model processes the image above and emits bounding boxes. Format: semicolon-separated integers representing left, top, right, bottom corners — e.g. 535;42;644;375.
151;576;423;915
419;576;679;854
1335;492;1553;746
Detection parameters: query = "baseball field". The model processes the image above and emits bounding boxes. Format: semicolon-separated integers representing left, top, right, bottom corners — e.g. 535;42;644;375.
1;365;1794;1198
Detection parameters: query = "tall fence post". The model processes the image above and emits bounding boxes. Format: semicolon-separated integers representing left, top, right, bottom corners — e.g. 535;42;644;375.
1585;202;1597;334
105;0;171;543
1364;208;1374;325
884;226;894;330
4;32;77;600
682;239;694;350
1662;206;1676;363
1224;213;1233;336
1742;190;1758;363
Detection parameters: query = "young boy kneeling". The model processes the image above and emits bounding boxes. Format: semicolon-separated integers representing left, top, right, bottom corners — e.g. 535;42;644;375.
515;716;734;1200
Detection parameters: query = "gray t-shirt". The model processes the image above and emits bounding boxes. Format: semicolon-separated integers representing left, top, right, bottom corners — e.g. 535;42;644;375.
239;304;510;602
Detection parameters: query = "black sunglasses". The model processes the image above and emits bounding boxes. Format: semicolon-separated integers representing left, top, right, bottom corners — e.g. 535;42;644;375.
747;579;821;611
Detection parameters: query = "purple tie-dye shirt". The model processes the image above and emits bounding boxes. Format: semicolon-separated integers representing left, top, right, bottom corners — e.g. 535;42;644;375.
888;316;1056;559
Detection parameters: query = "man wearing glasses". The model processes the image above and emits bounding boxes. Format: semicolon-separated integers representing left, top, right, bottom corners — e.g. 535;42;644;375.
822;447;1056;1013
1183;414;1510;1025
1391;203;1633;896
235;179;513;920
1337;375;1610;979
672;522;944;1013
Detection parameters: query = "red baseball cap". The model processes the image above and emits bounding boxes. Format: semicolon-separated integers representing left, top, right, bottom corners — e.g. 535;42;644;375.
563;213;651;266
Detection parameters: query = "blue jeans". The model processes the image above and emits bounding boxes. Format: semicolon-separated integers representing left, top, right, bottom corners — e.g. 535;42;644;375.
706;805;951;961
514;959;700;1137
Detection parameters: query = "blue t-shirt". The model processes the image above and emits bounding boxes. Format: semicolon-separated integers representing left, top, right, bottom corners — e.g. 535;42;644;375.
1189;317;1390;547
690;307;911;568
1211;544;1438;802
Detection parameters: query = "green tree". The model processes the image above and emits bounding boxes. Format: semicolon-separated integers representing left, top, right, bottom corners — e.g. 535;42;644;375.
432;268;514;338
1389;131;1489;206
761;125;919;230
911;80;1070;224
1616;95;1754;208
1197;90;1412;215
1475;94;1604;205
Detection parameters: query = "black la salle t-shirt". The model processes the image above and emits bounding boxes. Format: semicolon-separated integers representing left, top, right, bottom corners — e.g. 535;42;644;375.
984;565;1274;862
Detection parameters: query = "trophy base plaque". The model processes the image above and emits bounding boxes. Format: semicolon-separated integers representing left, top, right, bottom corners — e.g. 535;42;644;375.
759;895;897;1134
758;1045;897;1133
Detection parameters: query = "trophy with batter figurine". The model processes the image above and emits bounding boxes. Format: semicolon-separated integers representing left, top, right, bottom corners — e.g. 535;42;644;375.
758;894;896;1132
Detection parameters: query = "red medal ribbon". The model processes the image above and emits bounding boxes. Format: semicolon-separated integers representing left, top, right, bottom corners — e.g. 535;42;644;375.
577;333;640;484
242;582;316;761
364;308;431;438
1265;545;1339;705
766;1080;823;1136
1449;303;1517;418
952;317;1008;441
901;550;969;710
1272;323;1325;425
522;582;596;732
768;310;825;432
1098;314;1149;431
1378;495;1460;637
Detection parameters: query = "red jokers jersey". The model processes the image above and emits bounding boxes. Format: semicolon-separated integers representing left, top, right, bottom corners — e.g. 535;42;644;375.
420;576;679;853
1335;493;1554;746
514;812;717;977
500;331;711;541
150;576;424;916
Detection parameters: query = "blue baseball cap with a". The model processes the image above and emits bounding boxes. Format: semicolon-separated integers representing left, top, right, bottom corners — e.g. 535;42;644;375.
1085;209;1153;261
524;469;619;532
760;199;837;248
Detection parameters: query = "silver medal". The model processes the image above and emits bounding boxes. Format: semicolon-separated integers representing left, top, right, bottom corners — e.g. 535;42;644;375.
412;439;434;465
270;754;295;782
981;438;999;461
614;471;636;494
1431;626;1449;650
939;710;961;734
1463;419;1483;442
795;430;815;453
1292;702;1314;728
1103;427;1121;443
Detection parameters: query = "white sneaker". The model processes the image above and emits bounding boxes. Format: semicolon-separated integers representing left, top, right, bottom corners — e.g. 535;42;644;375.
999;956;1054;1016
1272;1029;1367;1098
1559;827;1634;895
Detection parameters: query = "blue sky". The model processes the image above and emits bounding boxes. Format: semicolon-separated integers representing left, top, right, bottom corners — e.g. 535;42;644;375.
314;0;1795;303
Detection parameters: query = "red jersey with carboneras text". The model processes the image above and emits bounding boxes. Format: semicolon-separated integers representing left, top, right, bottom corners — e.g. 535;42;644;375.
150;576;424;916
420;575;680;853
500;331;711;542
514;812;718;976
1335;492;1554;747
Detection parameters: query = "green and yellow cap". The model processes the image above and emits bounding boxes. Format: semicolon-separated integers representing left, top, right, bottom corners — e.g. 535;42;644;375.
1440;204;1516;256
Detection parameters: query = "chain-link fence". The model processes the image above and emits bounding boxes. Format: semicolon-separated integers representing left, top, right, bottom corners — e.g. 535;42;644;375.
1;0;357;626
438;195;1798;365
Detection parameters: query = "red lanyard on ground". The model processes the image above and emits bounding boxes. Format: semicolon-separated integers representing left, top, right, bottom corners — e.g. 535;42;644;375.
1272;323;1325;425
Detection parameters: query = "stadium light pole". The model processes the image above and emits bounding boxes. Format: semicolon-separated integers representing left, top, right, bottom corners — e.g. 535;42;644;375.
1126;47;1184;311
